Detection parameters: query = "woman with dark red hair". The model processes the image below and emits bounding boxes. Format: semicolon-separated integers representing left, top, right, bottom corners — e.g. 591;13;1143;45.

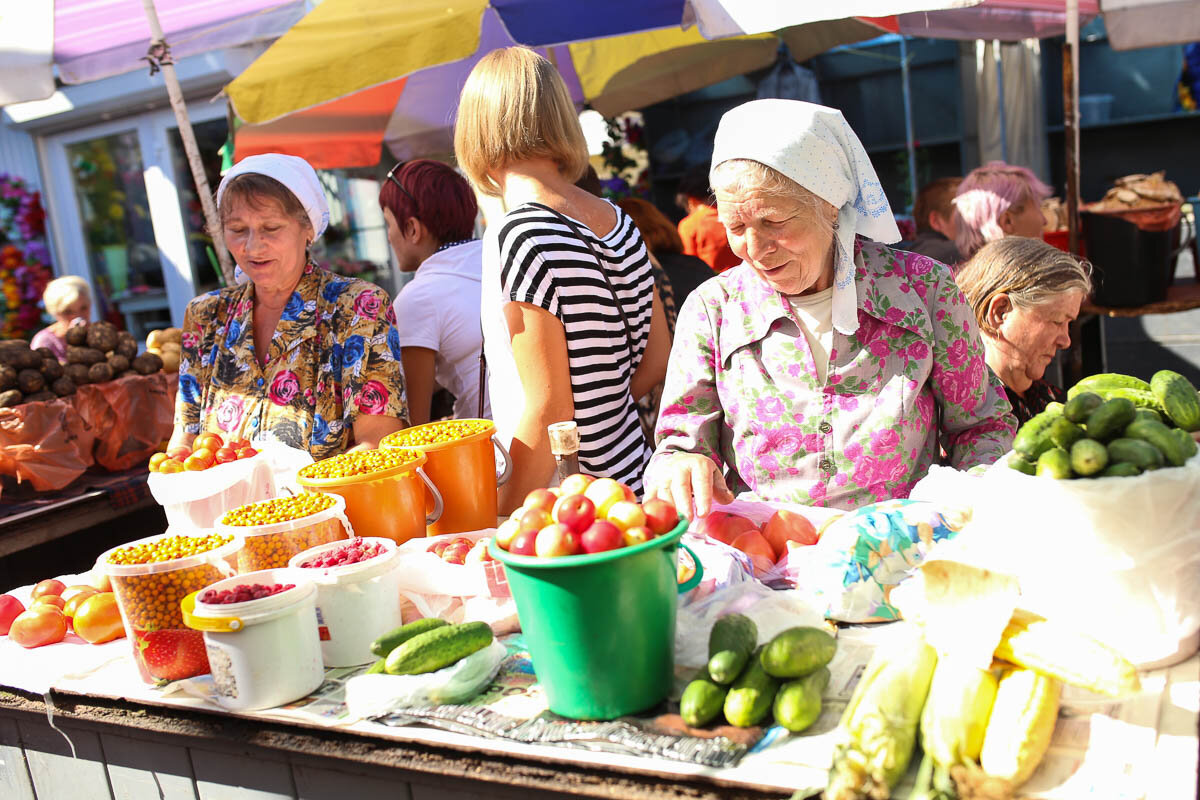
379;159;490;424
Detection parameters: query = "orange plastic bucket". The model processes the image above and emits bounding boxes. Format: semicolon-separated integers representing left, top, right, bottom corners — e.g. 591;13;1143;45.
295;449;443;546
381;419;512;535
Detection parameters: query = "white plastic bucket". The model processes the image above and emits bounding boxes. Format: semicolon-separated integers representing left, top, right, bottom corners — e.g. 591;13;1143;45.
288;537;404;667
183;568;324;711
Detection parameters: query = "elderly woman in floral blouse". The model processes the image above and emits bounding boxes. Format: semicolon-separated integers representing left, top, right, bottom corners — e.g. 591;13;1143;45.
171;154;407;460
646;100;1017;518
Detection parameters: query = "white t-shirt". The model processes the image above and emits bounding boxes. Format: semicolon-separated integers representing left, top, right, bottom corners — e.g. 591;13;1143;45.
785;286;834;384
392;240;491;419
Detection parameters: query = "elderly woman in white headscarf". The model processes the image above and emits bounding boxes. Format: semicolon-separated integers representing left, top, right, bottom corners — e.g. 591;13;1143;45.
169;154;407;460
646;100;1017;517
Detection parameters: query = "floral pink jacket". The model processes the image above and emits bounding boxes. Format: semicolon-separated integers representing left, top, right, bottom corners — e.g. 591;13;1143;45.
648;238;1016;510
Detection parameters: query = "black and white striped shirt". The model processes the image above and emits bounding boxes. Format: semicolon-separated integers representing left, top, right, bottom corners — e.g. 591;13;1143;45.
482;202;654;495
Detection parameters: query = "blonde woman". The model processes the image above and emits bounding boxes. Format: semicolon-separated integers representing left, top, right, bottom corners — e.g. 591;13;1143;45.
956;237;1093;425
32;276;92;362
454;47;669;512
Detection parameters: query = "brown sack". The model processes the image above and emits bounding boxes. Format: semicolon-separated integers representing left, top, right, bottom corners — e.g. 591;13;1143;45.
74;372;173;471
0;397;96;491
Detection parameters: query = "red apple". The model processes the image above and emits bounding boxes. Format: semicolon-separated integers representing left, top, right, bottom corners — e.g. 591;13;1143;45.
762;509;819;558
622;526;653;547
605;500;646;532
534;523;581;558
509;530;538;556
427;539;451;557
693;510;759;546
585;478;627;517
642;498;679;536
494;518;521;550
466;539;495;563
622;484;637;502
441;540;473;565
580;520;624;554
551;493;596;533
523;488;557;513
732;529;775;575
518;506;552;534
559;473;594;496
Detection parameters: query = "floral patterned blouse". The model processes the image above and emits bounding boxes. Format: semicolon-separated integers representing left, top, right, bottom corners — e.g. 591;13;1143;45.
175;263;408;460
648;237;1017;510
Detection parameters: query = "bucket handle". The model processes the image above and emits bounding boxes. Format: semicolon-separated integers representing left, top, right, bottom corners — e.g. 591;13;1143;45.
676;542;704;594
180;591;244;633
492;435;513;487
418;466;444;525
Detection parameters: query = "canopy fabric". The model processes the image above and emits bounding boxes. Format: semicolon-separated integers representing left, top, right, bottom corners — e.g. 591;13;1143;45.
893;0;1100;39
1101;0;1200;50
0;0;308;107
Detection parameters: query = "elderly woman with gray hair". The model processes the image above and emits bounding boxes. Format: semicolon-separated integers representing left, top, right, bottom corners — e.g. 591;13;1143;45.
646;100;1018;518
955;237;1093;425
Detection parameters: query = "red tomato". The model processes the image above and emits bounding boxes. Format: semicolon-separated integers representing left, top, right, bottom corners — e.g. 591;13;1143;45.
194;432;224;453
33;595;66;610
31;578;66;599
167;445;192;461
0;594;25;635
9;606;67;648
158;458;185;474
148;453;169;472
236;447;258;459
62;588;99;620
185;447;216;471
228;438;251;451
213;447;238;465
73;593;126;644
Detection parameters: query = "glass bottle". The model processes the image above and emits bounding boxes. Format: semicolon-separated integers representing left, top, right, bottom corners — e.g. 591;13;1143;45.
547;421;580;486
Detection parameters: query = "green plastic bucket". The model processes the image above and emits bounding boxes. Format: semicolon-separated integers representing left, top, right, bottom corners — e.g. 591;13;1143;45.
489;519;702;720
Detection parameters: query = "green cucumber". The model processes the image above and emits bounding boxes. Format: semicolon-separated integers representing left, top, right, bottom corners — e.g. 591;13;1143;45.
1100;462;1143;478
1049;417;1085;450
1172;427;1198;461
1063;391;1104;424
1036;447;1074;479
371;617;449;658
384;621;493;675
1124;417;1187;467
1134;407;1164;425
1013;407;1064;460
365;658;387;675
1105;438;1164;471
1070;438;1108;477
1069;374;1152;397
759;627;836;679
708;613;757;684
1151;370;1200;432
680;671;729;727
1085;397;1137;442
773;666;830;733
723;650;780;728
1008;455;1037;475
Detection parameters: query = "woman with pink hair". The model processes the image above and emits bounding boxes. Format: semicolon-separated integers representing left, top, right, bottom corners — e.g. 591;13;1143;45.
951;161;1051;261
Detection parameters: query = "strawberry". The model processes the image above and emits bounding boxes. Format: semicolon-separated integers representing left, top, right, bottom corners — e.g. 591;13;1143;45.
134;629;209;682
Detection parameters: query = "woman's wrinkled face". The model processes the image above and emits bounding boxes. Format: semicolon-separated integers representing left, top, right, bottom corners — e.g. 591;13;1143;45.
715;187;836;296
222;195;310;292
995;289;1084;383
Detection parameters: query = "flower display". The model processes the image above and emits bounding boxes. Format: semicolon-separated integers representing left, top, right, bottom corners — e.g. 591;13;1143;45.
0;174;53;339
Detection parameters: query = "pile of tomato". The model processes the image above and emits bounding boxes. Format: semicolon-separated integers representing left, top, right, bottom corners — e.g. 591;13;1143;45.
149;431;259;474
1;576;125;649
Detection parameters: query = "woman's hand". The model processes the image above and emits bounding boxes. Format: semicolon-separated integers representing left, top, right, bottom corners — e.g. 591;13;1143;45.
647;453;734;521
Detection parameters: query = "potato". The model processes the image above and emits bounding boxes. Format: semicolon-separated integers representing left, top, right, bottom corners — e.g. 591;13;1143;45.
64;324;89;347
159;347;180;372
17;369;44;394
51;377;76;397
132;352;163;375
66;346;106;365
86;321;119;353
22;391;56;404
64;363;91;385
41;358;64;381
146;330;163;351
115;339;138;359
159;327;182;345
107;353;130;374
88;362;114;383
0;342;40;370
34;347;57;363
0;389;22;408
0;364;16;391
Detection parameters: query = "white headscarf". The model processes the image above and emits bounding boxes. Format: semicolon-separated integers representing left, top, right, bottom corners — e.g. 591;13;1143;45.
216;153;330;240
710;99;900;335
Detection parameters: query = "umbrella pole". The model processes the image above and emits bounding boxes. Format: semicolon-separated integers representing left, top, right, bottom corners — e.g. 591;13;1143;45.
139;0;235;287
1064;0;1081;256
900;37;918;212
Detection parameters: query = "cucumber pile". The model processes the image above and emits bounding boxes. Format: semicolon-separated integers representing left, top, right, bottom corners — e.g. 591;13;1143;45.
365;618;494;675
1010;370;1200;479
680;614;836;732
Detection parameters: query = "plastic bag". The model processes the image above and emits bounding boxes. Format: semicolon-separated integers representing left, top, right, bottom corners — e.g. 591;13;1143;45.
0;397;96;491
343;639;507;718
393;531;519;635
74;372;173;470
147;451;275;530
771;499;966;622
941;454;1200;667
254;440;314;496
675;580;827;669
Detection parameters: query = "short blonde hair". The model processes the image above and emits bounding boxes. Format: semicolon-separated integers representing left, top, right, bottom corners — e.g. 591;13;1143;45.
710;159;836;237
453;47;588;198
956;237;1093;335
43;276;92;317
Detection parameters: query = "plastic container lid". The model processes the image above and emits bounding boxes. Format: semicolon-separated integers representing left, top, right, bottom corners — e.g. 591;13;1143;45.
287;536;400;584
99;531;244;577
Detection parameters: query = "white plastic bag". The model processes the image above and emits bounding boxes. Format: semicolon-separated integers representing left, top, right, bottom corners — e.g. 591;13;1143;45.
941;454;1200;667
253;440;314;496
343;639;507;718
147;452;274;530
392;531;519;634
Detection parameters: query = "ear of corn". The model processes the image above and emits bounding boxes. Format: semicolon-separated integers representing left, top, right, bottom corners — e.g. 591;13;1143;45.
920;659;999;768
826;628;937;800
994;609;1140;698
979;667;1061;785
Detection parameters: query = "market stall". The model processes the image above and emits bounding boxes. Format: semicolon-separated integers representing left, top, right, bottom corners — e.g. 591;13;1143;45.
1;398;1198;799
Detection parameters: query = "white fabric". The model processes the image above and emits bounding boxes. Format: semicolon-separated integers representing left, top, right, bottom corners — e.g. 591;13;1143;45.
683;0;977;38
217;154;330;240
392;240;490;420
0;0;53;105
785;286;834;384
710;99;901;337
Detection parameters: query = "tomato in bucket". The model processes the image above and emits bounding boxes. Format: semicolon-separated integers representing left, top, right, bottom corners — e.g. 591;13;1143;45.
381;419;512;535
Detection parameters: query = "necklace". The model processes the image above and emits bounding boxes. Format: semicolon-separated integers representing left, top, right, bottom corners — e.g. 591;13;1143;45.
435;239;475;254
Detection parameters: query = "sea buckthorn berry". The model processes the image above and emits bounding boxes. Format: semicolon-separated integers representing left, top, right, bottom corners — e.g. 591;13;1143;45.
220;493;336;527
298;448;422;481
382;420;492;449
